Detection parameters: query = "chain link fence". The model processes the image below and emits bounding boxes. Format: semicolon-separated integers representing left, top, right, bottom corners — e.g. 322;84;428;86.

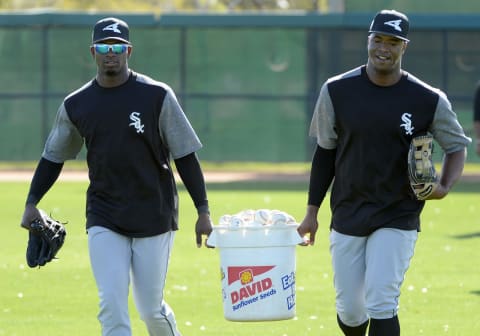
0;13;479;162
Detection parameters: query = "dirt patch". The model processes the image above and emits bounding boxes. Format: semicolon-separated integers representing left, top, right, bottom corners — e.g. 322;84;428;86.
1;169;479;183
0;170;306;183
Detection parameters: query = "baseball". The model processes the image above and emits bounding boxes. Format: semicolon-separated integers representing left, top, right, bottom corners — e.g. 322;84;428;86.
219;214;231;226
285;215;296;224
239;209;255;222
229;215;244;228
254;209;270;225
271;212;288;226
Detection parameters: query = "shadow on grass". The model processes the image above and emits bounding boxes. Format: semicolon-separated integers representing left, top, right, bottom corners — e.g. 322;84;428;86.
451;180;480;193
451;232;480;240
470;290;480;296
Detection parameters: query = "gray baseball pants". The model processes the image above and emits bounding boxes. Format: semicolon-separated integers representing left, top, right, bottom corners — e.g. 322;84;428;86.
88;226;181;336
330;228;418;327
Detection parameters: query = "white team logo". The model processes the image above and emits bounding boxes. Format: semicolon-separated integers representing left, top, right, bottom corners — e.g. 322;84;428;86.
400;113;414;135
102;23;122;34
384;19;403;32
129;112;144;133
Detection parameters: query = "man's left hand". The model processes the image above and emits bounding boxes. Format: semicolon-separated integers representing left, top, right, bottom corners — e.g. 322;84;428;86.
195;213;213;248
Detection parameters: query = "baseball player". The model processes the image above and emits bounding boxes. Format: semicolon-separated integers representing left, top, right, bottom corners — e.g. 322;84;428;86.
20;17;212;336
297;10;471;336
473;81;480;155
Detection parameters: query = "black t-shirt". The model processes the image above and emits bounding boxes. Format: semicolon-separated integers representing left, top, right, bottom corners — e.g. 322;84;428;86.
44;72;202;237
311;66;448;236
65;72;177;237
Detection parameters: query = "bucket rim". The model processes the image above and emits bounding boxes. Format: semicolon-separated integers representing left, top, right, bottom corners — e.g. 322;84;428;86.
211;223;299;231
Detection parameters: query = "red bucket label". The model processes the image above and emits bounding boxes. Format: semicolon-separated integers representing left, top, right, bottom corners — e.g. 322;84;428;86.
223;265;296;313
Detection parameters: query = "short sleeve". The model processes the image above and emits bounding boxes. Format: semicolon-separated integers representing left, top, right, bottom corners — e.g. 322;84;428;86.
309;82;338;149
158;87;202;159
42;102;84;163
429;90;472;154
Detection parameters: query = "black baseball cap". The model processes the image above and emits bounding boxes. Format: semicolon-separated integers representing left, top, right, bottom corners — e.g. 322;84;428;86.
368;10;409;42
92;17;130;44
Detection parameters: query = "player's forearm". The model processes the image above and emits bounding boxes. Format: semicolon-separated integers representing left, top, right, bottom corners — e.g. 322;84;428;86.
174;153;209;214
439;149;466;192
26;157;64;205
305;204;320;218
307;145;336;207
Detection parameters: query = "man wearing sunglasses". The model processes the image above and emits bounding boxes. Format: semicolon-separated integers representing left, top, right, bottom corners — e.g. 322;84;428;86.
20;17;212;336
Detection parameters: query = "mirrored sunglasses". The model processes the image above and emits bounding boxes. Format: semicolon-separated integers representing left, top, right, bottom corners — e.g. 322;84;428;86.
93;44;129;55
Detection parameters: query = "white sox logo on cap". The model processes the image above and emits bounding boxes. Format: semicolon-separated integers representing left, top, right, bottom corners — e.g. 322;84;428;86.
384;19;403;32
102;22;122;34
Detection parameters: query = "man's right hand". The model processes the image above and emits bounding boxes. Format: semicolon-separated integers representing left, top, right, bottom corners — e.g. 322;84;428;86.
21;204;41;230
297;205;320;246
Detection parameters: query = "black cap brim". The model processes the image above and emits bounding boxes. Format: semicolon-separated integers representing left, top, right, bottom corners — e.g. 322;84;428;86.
369;30;409;42
92;37;130;44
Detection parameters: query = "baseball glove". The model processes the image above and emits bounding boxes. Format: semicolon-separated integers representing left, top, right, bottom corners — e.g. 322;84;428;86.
408;133;439;200
25;210;66;268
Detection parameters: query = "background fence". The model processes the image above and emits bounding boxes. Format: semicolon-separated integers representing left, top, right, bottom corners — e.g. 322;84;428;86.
1;12;479;162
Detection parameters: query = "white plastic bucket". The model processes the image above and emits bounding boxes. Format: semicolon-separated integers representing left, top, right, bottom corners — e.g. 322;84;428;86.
207;224;303;321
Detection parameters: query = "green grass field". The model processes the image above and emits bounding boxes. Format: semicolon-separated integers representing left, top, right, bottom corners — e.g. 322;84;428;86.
1;178;479;335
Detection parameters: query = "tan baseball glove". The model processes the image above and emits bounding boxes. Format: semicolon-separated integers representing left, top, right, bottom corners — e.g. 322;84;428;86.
408;133;439;200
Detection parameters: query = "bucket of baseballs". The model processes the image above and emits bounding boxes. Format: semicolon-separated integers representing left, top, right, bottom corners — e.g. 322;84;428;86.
207;209;304;322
